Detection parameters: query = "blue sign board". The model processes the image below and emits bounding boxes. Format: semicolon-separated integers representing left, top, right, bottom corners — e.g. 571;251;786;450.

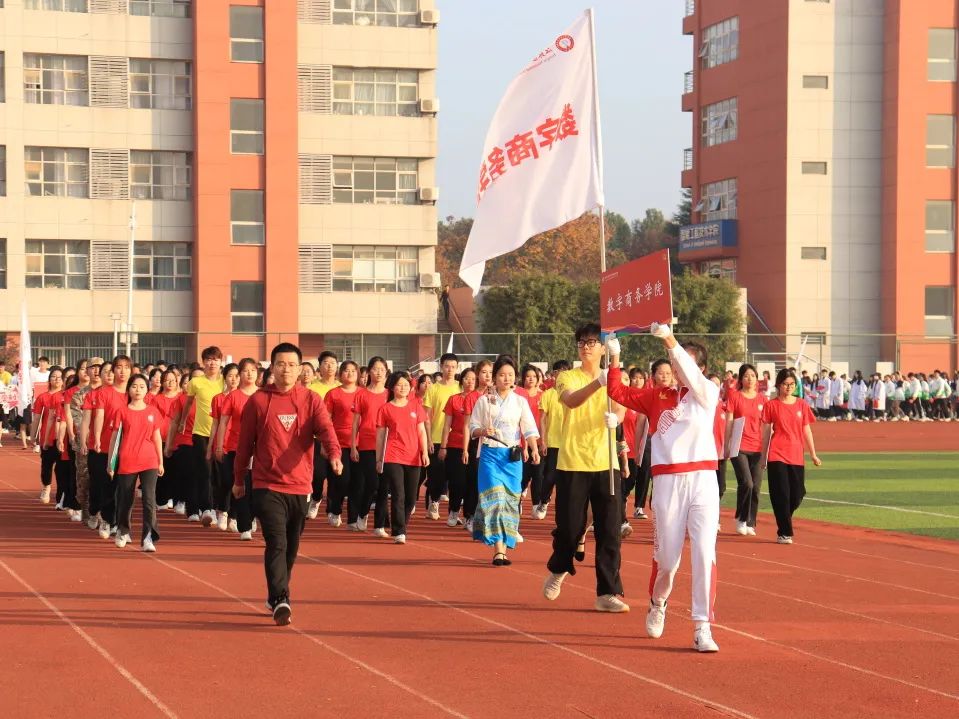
678;220;738;253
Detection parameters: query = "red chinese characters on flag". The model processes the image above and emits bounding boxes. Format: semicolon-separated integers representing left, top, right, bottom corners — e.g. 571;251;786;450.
600;249;674;336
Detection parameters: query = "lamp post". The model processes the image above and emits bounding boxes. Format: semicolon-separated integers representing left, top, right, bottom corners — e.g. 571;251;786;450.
110;312;122;358
126;203;136;358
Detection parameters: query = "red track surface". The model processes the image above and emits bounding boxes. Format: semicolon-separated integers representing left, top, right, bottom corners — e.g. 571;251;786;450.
811;418;959;452
2;446;958;719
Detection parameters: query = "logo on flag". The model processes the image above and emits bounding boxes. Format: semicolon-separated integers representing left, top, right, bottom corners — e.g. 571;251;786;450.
277;414;296;431
556;34;574;52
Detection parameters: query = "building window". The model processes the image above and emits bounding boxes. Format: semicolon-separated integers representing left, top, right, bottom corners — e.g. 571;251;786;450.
926;200;955;253
701;98;737;147
333;68;419;117
332;245;418;292
0;146;5;196
24;54;89;106
129;0;191;18
698;178;736;220
24;0;87;10
231;99;264;154
25;240;89;289
25;147;88;197
231;190;264;245
698;259;736;282
701;17;738;69
801;246;827;260
929;29;957;82
800;332;826;346
133;242;191;290
0;239;6;289
925;286;955;336
802;75;829;89
230;6;264;63
332;157;417;204
130;150;191;200
231;281;264;333
927;115;955;167
801;161;828;174
333;0;419;27
129;59;192;110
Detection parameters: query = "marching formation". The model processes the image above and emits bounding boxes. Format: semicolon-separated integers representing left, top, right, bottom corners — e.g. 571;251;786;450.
18;324;830;651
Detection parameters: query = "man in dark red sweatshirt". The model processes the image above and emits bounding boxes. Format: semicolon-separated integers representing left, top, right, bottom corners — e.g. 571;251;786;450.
234;342;343;626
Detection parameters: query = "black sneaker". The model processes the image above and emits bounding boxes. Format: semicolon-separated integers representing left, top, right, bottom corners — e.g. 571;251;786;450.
273;600;292;626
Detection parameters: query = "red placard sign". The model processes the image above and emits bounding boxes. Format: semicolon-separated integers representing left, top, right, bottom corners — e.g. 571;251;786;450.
600;249;673;336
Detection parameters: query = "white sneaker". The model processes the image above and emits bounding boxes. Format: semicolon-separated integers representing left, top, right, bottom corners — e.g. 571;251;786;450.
446;511;459;527
251;518;257;533
110;525;118;536
201;510;215;527
465;517;474;533
348;520;363;532
240;530;253;540
98;521;111;540
746;526;756;536
358;515;369;531
516;533;524;543
532;504;547;520
409;506;415;516
70;510;83;522
595;594;630;613
228;518;239;533
307;501;320;520
646;600;667;638
174;502;186;515
693;624;720;652
115;533;131;548
217;513;229;531
634;507;648;519
542;571;568;601
736;520;748;536
55;495;64;510
372;527;389;538
439;494;449;502
165;499;174;510
188;513;201;523
394;534;406;544
39;486;51;504
141;536;156;553
428;501;440;520
777;535;793;544
328;513;342;527
86;516;99;530
620;521;633;539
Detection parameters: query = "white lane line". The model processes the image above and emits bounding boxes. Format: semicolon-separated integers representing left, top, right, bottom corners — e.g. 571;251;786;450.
796;542;959;575
761;492;959;520
295;549;758;719
151;556;471;719
0;558;178;719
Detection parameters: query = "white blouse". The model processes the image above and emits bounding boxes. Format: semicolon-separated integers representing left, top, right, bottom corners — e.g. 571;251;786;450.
469;390;539;448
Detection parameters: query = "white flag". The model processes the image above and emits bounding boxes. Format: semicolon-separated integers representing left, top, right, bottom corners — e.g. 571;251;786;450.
18;301;33;413
459;10;604;294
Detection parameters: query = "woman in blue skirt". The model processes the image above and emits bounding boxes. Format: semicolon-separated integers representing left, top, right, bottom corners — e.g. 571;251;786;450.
469;357;541;566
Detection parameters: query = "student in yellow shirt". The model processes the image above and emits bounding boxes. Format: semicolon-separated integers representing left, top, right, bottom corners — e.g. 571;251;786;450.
0;361;12;386
534;359;571;519
178;346;224;527
423;353;460;519
307;351;340;518
542;323;627;613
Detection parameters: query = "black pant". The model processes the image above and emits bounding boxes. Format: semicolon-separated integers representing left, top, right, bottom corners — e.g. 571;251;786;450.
383;463;419;536
463;439;479;519
326;453;349;516
115;469;159;542
523;455;545;505
188;434;213;516
348;449;380;524
252;489;308;604
312;440;329;502
87;451;115;524
716;459;727;499
62;447;80;510
167;445;192;505
547;470;624;596
623;443;652;512
425;443;446;505
767;461;806;538
540;447;559;505
54;452;74;507
732;451;762;527
444;447;467;514
40;446;57;488
212;456;232;514
224;452;255;532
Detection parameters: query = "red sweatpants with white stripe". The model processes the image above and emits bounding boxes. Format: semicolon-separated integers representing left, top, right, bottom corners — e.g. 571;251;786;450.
649;470;719;623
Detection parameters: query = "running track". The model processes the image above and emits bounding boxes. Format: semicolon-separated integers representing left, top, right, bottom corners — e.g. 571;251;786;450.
1;446;958;718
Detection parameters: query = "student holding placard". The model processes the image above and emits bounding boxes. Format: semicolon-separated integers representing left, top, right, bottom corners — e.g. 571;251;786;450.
726;364;764;537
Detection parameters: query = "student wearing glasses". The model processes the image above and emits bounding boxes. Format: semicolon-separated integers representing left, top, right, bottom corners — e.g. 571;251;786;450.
760;368;822;545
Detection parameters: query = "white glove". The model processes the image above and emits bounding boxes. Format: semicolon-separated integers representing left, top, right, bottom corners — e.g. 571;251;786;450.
650;322;672;339
597;368;608;386
605;337;621;357
604;411;618;429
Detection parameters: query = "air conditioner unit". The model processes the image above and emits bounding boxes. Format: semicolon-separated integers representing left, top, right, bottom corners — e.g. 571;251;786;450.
419;186;439;203
419;98;439;114
420;9;440;25
419;272;441;289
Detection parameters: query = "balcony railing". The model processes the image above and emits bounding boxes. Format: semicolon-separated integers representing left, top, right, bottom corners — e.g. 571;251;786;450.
685;0;696;18
683;148;694;171
684;70;694;94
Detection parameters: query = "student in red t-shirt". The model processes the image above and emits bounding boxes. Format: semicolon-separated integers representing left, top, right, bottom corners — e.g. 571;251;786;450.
708;374;728;523
208;363;240;531
86;357;131;539
439;367;476;527
215;359;259;540
33;366;65;505
519;364;546;515
726;364;765;536
349;356;389;532
323;360;360;528
375;371;430;544
151;369;181;511
107;374;164;552
165;370;202;518
760;368;823;545
462;359;493;532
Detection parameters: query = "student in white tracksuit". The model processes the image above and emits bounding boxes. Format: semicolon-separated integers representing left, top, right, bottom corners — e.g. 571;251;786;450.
606;324;721;653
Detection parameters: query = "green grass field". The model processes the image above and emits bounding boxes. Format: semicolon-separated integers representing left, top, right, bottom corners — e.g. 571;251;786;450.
719;452;959;541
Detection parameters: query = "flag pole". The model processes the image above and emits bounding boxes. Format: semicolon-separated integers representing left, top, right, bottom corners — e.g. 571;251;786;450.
587;8;616;497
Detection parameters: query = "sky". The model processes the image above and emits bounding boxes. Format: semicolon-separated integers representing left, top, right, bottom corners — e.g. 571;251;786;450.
436;1;691;224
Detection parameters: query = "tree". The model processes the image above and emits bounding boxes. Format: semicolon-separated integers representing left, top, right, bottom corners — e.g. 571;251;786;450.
670;270;744;372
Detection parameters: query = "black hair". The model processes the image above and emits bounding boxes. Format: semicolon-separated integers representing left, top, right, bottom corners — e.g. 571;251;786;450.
367;356;389;375
440;352;458;365
319;350;338;364
270;342;302;364
628;367;647;380
459;367;477;387
520;363;539;383
432;372;442;382
38;356;50;364
160;369;178;387
238;357;259;372
112;354;133;369
492;356;517;380
338;360;359;378
417;373;432;389
737;363;757;389
650;358;672;378
775;367;798;388
574;323;602;343
386;370;413;401
201;346;223;361
222;362;239;379
681;341;708;370
64;374;80;391
126;373;149;402
148;367;163;387
552;359;572;372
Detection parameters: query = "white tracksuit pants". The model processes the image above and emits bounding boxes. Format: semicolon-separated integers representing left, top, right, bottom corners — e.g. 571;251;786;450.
649;470;719;623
